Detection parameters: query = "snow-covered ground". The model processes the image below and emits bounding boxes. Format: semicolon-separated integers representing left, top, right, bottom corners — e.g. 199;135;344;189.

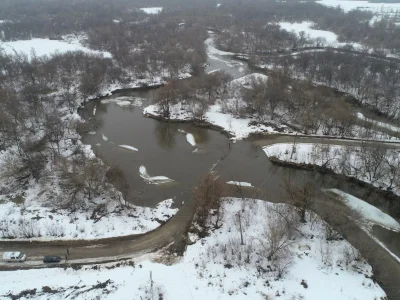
357;112;400;133
263;142;400;192
328;189;400;231
0;198;385;300
0;188;177;240
278;21;362;48
1;38;112;59
263;142;347;165
317;0;400;13
140;7;163;14
143;73;279;140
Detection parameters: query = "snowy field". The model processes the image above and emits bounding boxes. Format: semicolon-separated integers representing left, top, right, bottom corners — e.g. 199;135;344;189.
0;198;385;300
143;73;280;140
278;21;363;48
317;0;400;13
0;38;112;59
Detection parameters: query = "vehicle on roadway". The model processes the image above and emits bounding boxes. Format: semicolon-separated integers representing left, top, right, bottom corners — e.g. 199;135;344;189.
43;256;62;263
2;251;27;263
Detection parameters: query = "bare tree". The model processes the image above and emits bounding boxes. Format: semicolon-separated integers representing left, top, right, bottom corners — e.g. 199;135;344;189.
155;82;177;118
193;172;226;234
284;178;316;223
258;207;296;261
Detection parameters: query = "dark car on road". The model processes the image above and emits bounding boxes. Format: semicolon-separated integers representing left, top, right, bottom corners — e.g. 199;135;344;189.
43;256;62;263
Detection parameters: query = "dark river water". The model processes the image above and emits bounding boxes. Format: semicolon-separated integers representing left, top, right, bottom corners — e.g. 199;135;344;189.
80;47;400;258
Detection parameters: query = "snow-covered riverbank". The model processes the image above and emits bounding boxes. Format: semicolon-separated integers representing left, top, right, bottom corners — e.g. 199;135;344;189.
263;142;400;193
143;73;283;140
0;198;386;300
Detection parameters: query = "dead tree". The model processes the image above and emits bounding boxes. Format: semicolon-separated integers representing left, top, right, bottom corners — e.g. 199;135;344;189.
193;172;226;233
284;178;316;223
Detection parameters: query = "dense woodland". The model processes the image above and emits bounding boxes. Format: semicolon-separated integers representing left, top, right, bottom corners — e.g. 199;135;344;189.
251;49;400;119
1;0;399;54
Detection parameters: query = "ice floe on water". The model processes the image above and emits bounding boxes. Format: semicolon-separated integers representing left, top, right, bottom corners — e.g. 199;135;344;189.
139;165;174;185
116;100;133;107
119;145;139;151
100;96;144;107
227;181;253;187
102;134;108;141
186;133;196;146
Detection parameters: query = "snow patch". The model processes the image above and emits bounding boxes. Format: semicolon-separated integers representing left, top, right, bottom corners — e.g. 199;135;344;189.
357;112;400;132
328;189;400;231
101;134;109;141
278;21;362;48
317;0;400;13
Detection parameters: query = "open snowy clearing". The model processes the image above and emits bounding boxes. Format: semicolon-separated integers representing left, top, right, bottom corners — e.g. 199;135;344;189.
0;198;385;300
0;38;112;59
278;21;362;48
139;166;175;185
328;189;400;231
140;7;163;14
317;0;400;13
